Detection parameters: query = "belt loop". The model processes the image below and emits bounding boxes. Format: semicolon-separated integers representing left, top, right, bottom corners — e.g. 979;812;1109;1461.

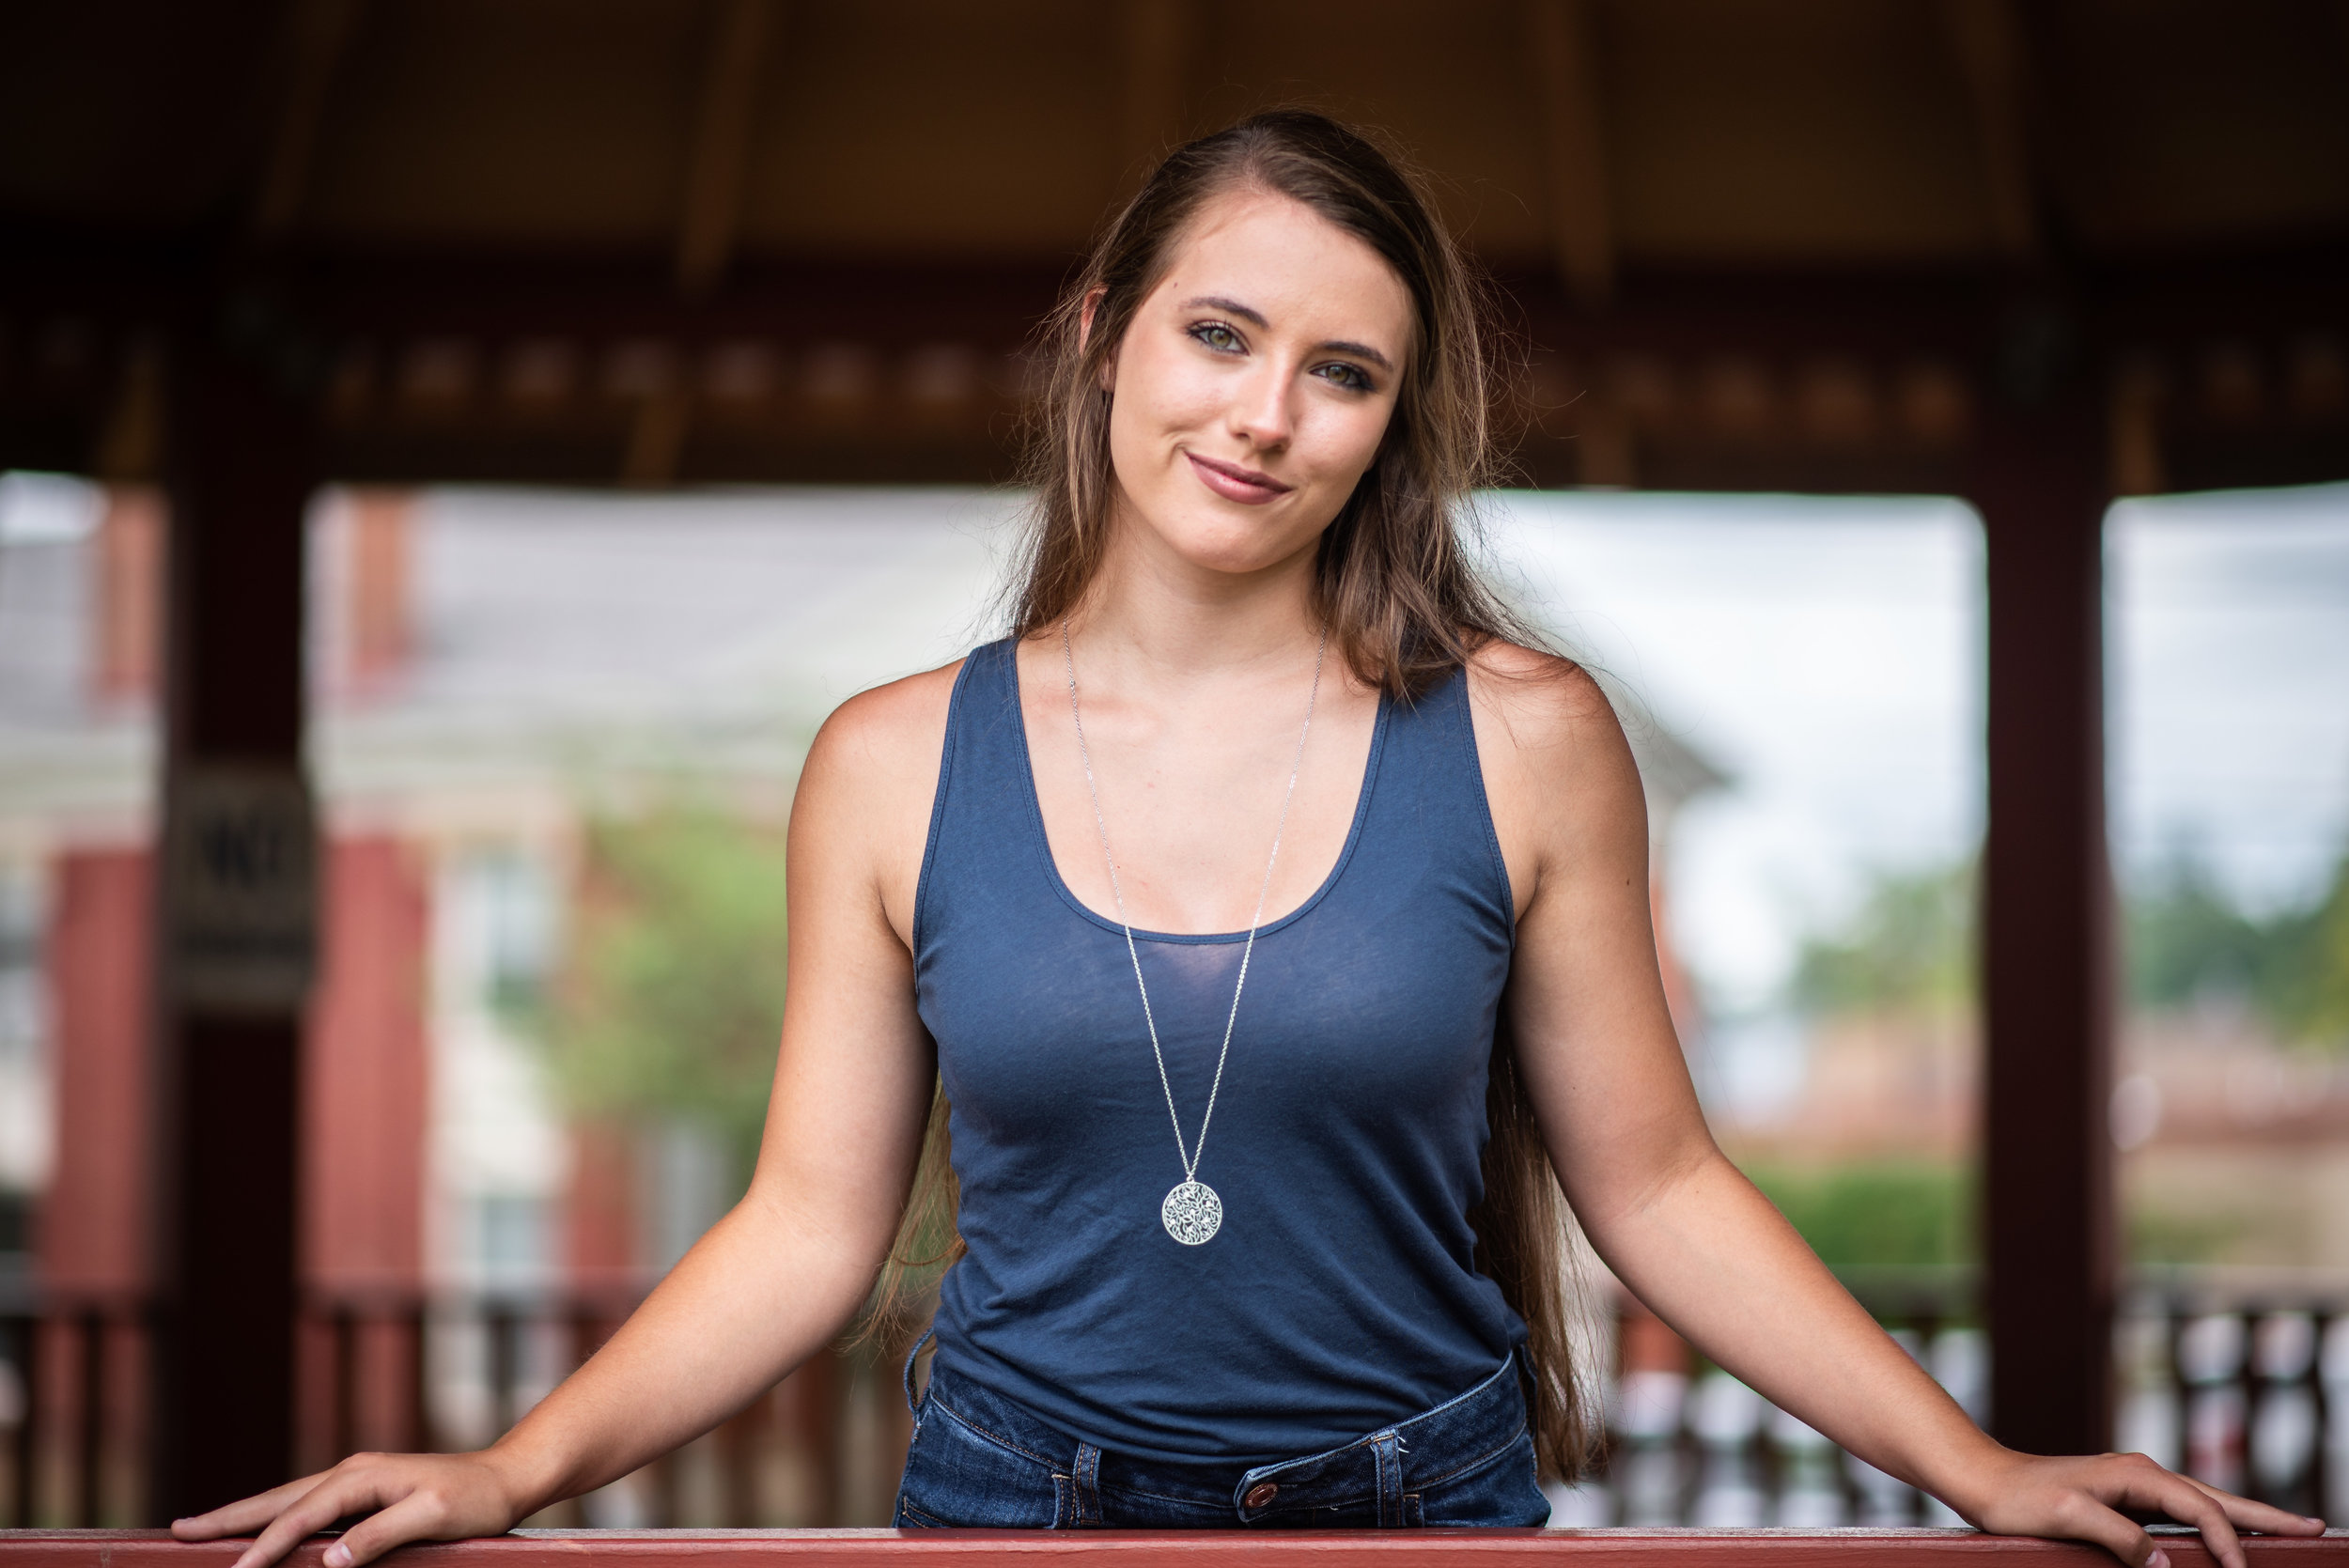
1371;1431;1403;1527
901;1327;936;1415
1073;1441;1103;1526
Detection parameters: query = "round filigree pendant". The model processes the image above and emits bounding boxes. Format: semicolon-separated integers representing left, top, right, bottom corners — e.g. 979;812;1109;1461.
1160;1180;1222;1245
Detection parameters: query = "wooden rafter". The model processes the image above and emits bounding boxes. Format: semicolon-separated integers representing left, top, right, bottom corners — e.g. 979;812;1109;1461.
676;0;779;297
251;0;367;243
1939;0;2041;262
1522;0;1614;309
7;248;2345;493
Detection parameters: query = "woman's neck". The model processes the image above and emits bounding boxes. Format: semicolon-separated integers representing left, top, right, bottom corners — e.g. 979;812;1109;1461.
1065;520;1325;688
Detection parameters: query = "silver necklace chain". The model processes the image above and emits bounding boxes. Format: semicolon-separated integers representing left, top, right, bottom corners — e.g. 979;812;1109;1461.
1060;621;1328;1210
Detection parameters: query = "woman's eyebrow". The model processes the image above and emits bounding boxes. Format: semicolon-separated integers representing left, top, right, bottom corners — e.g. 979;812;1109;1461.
1319;338;1393;373
1183;293;1268;327
1180;295;1394;373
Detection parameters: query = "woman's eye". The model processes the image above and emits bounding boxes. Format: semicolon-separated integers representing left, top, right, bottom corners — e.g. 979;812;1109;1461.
1316;362;1372;392
1190;322;1242;353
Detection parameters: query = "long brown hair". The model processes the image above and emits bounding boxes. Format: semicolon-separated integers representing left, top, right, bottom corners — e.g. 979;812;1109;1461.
872;110;1595;1482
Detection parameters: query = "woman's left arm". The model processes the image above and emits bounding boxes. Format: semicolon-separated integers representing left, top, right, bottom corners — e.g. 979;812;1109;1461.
1469;652;2322;1568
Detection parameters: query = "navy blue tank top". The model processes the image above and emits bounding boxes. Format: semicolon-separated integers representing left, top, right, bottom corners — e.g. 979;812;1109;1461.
913;638;1523;1465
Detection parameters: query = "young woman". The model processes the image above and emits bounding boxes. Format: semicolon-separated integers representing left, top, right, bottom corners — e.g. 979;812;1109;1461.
183;111;2315;1554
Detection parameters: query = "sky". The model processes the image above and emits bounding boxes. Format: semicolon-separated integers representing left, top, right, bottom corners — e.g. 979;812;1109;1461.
2108;483;2349;916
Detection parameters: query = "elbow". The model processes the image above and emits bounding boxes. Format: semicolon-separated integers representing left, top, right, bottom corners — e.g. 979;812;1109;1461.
1566;1127;1728;1248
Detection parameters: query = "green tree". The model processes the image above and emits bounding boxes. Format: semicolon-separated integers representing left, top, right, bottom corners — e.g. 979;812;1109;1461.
1766;865;1979;1273
542;804;791;1182
1744;1162;1972;1269
1789;861;1974;1018
2266;855;2349;1046
2126;848;2282;1010
2124;844;2349;1049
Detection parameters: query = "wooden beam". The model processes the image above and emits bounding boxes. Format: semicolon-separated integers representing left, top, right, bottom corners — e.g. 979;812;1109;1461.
251;0;367;244
621;387;692;488
2107;355;2166;497
94;338;165;483
1938;0;2042;262
1968;391;2114;1460
1522;0;1614;308
150;333;319;1520
9;245;2343;491
676;0;779;297
1118;0;1192;192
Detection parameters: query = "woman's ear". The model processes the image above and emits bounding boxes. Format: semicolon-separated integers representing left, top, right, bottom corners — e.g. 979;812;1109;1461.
1079;287;1116;392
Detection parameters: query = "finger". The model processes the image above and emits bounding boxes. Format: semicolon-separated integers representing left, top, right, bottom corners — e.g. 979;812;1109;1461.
2049;1493;2164;1568
2183;1477;2326;1538
325;1489;459;1568
231;1470;404;1568
172;1475;333;1541
2133;1473;2246;1568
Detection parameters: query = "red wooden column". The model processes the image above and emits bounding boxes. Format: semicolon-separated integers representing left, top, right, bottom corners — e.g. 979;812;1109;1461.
1967;381;2115;1459
302;837;431;1461
148;330;318;1520
41;851;154;1301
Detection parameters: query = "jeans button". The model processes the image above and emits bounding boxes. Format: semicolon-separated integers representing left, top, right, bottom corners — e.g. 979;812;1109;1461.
1244;1482;1279;1509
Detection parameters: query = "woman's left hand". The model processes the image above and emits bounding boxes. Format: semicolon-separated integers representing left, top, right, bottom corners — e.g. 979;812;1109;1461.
1957;1450;2324;1568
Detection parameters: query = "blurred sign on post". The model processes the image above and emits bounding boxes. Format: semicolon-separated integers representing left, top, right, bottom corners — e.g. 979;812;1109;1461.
166;764;318;1014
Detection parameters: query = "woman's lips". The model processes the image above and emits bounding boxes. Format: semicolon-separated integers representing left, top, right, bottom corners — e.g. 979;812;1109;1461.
1185;451;1294;505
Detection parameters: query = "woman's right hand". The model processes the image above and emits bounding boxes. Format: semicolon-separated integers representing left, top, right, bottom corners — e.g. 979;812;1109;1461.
169;1449;533;1568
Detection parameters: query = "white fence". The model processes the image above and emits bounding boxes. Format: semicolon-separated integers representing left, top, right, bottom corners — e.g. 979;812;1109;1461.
1547;1284;2333;1527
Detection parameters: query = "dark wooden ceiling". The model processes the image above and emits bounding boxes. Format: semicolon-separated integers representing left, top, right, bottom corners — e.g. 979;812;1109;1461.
10;0;2349;267
2;0;2345;492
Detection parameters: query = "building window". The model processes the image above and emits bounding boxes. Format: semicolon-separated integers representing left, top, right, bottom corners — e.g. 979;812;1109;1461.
473;1193;552;1290
451;847;557;1019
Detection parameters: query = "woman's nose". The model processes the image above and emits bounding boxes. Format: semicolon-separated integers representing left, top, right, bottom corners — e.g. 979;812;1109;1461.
1228;363;1294;449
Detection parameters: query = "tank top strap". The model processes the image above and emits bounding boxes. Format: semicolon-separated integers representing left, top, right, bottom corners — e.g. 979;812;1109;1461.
1355;662;1516;936
917;640;1514;953
912;636;1024;956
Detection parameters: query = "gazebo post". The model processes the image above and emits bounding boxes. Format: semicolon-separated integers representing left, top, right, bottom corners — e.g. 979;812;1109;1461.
148;325;318;1521
1968;376;2117;1460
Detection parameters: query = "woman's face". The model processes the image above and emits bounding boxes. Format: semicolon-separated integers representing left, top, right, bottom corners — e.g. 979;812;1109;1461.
1101;189;1413;581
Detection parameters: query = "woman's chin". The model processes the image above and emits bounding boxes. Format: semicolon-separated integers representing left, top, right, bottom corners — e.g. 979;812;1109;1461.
1169;543;1309;582
1128;516;1317;582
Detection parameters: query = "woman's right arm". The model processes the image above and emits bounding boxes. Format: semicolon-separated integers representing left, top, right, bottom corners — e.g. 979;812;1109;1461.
172;670;958;1568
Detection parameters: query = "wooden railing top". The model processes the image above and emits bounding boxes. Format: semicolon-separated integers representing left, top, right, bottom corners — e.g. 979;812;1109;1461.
0;1533;2341;1568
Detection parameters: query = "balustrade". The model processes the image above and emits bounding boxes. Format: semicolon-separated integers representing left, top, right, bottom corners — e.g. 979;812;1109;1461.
1;1279;2341;1531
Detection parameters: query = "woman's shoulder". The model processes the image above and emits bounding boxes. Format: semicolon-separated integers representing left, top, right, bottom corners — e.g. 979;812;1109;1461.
792;656;972;924
1460;639;1626;765
1459;639;1646;886
804;656;969;792
795;656;971;848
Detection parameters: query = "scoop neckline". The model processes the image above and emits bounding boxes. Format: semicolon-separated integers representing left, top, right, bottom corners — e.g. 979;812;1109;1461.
1006;640;1392;946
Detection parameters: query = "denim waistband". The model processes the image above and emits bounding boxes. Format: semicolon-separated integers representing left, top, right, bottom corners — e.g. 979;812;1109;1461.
901;1332;1531;1526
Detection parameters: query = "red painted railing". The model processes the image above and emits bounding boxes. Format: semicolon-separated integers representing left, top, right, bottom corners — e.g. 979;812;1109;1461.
0;1533;2342;1568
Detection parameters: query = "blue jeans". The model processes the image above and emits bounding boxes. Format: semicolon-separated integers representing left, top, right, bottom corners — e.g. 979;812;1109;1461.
893;1338;1550;1529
